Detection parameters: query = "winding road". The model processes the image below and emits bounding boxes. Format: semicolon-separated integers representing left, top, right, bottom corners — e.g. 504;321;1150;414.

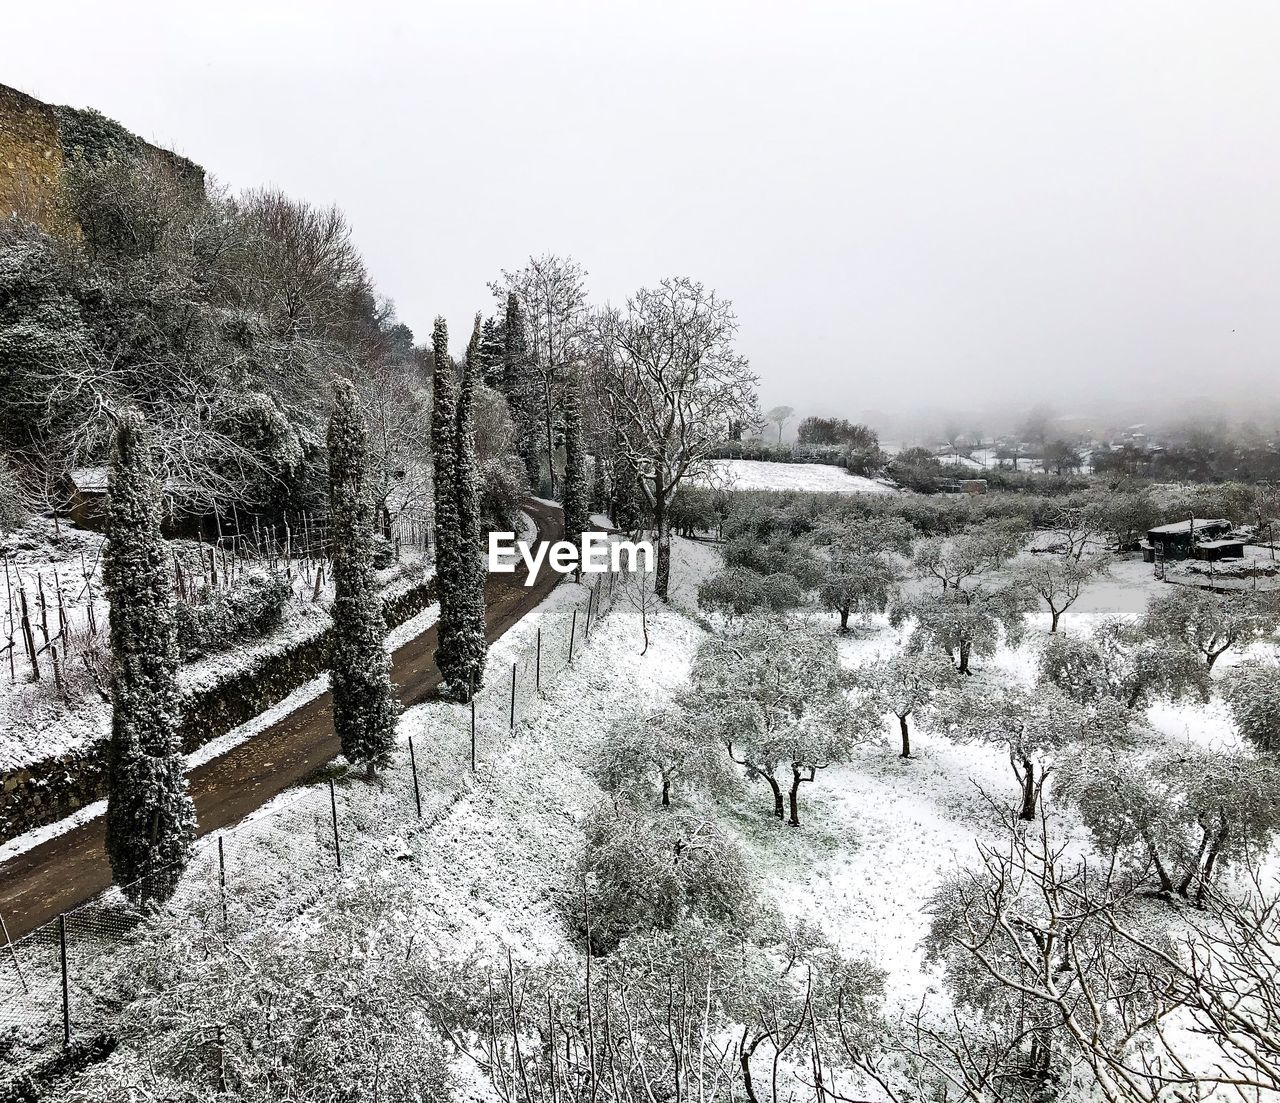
0;500;564;941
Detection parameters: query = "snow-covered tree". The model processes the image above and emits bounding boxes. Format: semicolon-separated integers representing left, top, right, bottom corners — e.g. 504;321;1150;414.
491;254;589;495
431;317;472;697
943;683;1133;820
596;278;759;600
919;819;1182;1102
857;651;960;758
1016;552;1108;632
911;526;1026;594
560;359;590;557
572;803;754;954
810;515;913;632
764;404;794;443
1038;616;1207;709
1222;656;1280;752
696;566;806;620
103;410;195;905
691;619;873;825
327;379;399;779
892;582;1035;675
499;291;542;489
455;315;488;687
592;706;737;808
1143;586;1280;672
1059;744;1280;899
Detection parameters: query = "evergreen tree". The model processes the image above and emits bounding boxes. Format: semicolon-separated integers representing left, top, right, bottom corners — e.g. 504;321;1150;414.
610;436;644;533
503;292;542;489
478;314;505;389
431;318;472;697
327;379;399;778
561;360;590;557
103;410;195;906
455;315;488;688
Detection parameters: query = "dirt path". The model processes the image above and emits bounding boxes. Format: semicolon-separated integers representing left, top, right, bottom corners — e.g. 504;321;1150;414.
0;501;564;940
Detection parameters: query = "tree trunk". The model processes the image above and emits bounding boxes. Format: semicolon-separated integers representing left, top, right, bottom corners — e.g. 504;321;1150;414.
765;773;783;820
1018;757;1037;821
1050;607;1061;632
898;714;911;758
788;766;803;826
958;640;972;675
839;605;850;633
654;505;672;602
543;378;556;495
661;776;670;807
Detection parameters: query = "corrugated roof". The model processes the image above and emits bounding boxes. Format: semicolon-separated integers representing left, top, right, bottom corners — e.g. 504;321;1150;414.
1148;519;1231;535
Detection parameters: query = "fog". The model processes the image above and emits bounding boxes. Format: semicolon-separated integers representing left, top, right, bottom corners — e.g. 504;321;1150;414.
5;1;1279;433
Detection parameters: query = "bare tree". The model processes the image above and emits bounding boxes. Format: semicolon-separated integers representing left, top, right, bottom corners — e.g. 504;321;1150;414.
596;278;759;600
490;253;589;494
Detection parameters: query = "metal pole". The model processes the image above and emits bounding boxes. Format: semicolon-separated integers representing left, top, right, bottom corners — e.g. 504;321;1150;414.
0;911;27;994
328;779;342;872
509;661;517;730
409;736;423;818
568;609;577;664
58;913;70;1046
217;835;228;929
536;628;542;693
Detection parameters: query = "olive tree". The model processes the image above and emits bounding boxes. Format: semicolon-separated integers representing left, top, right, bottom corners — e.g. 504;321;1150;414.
856;651;960;758
1144;586;1280;673
691;618;874;825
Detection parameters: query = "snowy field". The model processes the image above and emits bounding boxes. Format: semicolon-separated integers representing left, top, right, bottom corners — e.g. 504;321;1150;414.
706;458;897;494
36;528;1265;1100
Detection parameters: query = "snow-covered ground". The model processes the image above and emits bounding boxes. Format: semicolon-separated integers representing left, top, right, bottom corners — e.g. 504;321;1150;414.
0;531;432;772
705;459;897;495
10;529;1268;1098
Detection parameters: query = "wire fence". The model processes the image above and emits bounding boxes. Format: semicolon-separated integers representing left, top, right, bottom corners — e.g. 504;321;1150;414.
0;561;638;1074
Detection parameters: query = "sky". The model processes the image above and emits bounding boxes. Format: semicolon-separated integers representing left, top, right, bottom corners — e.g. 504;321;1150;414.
5;1;1280;436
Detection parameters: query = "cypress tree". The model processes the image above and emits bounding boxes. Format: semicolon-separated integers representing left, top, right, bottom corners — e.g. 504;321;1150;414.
478;315;505;389
456;315;488;688
103;410;195;907
431;317;472;696
503;292;541;489
561;360;590;555
327;379;399;779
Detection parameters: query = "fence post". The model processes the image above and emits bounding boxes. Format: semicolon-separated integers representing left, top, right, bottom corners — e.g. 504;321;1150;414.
408;736;423;818
0;911;27;994
509;662;517;730
536;628;542;693
58;913;70;1046
568;609;577;665
217;835;228;929
328;779;342;872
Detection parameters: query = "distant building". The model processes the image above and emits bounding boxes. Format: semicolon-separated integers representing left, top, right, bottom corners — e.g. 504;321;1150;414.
959;479;988;495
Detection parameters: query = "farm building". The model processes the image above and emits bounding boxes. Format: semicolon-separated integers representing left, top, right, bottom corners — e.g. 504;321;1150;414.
1142;518;1246;563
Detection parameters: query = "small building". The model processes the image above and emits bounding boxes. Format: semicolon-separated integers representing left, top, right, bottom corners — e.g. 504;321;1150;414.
1194;538;1248;563
959;479;988;495
1143;518;1234;563
66;466;110;530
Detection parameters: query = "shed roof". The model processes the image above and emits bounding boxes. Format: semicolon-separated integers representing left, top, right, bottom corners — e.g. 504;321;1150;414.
1148;519;1231;535
68;467;110;493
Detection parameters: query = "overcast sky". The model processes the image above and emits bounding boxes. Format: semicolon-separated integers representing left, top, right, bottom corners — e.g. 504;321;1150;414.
5;2;1279;433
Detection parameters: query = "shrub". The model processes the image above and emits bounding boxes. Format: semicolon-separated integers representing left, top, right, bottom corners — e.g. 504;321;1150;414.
697;567;805;618
174;570;292;660
571;804;754;955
